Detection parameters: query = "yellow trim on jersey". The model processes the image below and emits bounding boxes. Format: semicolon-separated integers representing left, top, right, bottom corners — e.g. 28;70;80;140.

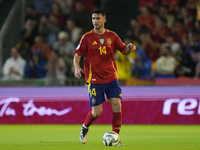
112;61;118;78
106;29;116;34
80;30;93;42
86;63;92;83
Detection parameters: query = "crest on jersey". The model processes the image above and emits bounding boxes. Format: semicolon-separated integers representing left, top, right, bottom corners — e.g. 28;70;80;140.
107;37;112;46
100;39;104;45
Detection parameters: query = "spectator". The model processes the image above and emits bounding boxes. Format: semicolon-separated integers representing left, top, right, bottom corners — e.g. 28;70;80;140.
161;0;180;14
196;0;200;21
185;0;197;16
161;34;181;60
126;19;141;42
138;6;155;30
179;7;194;30
115;37;135;80
21;19;38;46
182;32;200;63
50;3;65;28
195;52;200;78
71;0;95;13
151;16;170;44
158;5;175;28
45;51;66;86
39;15;61;46
175;52;195;78
139;30;159;61
54;0;73;16
194;21;200;39
2;47;26;80
65;18;82;45
171;19;188;44
155;45;176;78
52;31;75;76
139;0;156;8
15;38;31;61
38;16;49;39
71;1;91;32
25;4;41;22
34;0;52;15
130;49;152;79
31;36;51;60
24;51;46;78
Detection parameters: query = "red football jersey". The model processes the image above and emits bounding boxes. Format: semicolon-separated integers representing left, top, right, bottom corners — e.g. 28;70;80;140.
75;29;126;84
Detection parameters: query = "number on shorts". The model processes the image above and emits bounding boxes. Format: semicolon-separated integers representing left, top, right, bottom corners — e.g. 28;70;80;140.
89;88;96;97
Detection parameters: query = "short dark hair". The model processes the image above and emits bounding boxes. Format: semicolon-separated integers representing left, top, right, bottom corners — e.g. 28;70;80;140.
92;9;106;17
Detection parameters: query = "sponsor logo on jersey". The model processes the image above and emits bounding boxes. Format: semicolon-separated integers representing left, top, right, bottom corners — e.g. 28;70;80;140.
92;41;97;45
100;39;104;45
119;94;122;97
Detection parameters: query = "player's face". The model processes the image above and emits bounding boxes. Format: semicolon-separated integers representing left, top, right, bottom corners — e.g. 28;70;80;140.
92;13;106;30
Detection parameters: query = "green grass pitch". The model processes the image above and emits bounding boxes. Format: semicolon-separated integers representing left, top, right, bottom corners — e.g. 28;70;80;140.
0;125;200;150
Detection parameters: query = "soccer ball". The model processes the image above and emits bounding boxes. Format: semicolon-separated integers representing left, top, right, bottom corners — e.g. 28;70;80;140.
102;131;120;146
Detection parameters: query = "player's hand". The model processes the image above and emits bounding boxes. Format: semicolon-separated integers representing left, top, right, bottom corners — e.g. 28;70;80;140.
127;43;136;51
74;67;84;79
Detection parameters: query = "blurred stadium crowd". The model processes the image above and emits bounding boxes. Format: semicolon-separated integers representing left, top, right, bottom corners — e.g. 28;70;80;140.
1;0;101;85
1;0;200;85
117;0;200;80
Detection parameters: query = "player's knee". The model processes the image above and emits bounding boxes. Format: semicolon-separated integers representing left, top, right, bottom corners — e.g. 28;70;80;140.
92;109;102;118
112;101;121;112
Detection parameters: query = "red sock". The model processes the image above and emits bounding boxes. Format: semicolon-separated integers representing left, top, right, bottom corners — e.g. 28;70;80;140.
84;111;97;128
112;112;122;134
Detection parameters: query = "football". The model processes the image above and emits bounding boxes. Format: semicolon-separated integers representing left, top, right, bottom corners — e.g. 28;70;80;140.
102;131;120;146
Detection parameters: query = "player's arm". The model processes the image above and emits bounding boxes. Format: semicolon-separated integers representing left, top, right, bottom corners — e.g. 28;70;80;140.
122;43;136;55
73;53;84;79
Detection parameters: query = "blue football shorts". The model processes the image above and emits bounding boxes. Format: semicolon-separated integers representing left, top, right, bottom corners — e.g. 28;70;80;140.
88;80;122;107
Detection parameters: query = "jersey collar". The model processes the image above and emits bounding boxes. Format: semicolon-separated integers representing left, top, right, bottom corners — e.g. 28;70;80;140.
93;29;107;35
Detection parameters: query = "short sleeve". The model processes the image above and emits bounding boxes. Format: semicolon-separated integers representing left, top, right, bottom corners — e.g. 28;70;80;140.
75;35;87;56
114;33;126;53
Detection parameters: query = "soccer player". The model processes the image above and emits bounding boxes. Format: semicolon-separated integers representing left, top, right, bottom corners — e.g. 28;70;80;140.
73;9;136;146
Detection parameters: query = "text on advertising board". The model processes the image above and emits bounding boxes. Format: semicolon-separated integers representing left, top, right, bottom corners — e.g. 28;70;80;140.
0;97;72;117
163;98;200;115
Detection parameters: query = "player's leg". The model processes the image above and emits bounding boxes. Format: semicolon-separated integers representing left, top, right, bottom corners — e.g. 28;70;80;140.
105;80;122;134
84;83;105;126
80;104;102;144
109;98;122;134
84;104;103;127
80;83;105;144
110;98;124;146
105;80;124;146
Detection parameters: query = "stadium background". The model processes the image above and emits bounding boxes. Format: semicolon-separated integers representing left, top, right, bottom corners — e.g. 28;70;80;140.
0;0;200;149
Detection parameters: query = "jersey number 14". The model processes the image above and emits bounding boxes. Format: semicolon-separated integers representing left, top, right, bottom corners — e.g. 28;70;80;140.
99;46;107;55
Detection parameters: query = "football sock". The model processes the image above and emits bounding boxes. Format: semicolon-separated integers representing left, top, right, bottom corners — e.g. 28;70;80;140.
112;112;122;134
84;111;97;128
